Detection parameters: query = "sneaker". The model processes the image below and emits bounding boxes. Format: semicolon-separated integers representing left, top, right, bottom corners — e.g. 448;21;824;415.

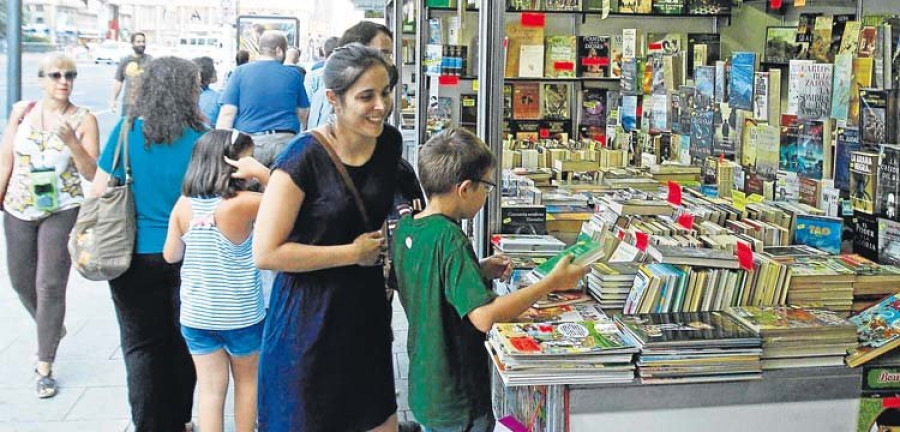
35;371;57;399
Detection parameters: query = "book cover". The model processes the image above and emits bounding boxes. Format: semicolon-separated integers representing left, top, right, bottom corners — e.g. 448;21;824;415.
838;21;861;56
647;33;683;56
795;62;833;121
519;44;545;78
779;114;801;173
513;83;541;120
765;26;804;65
544;0;582;11
503;84;513;120
580;88;607;128
691;109;715;162
694;66;716;110
491;321;635;357
810;15;833;63
851;150;879;214
755;124;781;179
501;205;548;235
828;15;855;60
621;58;639;94
878;144;900;221
514;121;541;142
622;28;640;60
714;102;737;159
776;170;800;201
753;72;769;121
530;234;607;280
880;218;900;266
651;93;670;133
505;22;545;78
850;58;873;127
427;96;453;134
460;93;478;127
793;214;843;254
610;35;624;77
507;0;541;10
725;306;854;335
729;52;755;111
686;0;731;15
540;120;573;142
714;60;728;104
621;94;639;132
545;35;578;79
619;0;651;13
857;26;878;58
796;13;822;48
679;86;695;134
615;311;758;346
652;0;683;14
834;127;861;195
540;83;571;120
768;68;782;122
860;89;889;146
830;52;853;122
687;33;721;75
854;211;879;262
795;119;827;180
847;294;900;367
578;36;610;78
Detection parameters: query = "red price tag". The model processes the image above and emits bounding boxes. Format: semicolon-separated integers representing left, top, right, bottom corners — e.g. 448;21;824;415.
635;231;649;252
581;57;609;67
667;181;683;206
438;76;460;86
677;213;694;230
884;397;900;409
770;0;783;8
553;61;575;71
737;242;754;271
649;42;663;51
617;228;626;240
539;128;550;139
521;13;546;28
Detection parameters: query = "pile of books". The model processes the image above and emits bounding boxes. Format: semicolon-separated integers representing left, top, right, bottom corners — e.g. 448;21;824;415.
783;258;856;316
587;262;638;312
725;306;857;369
847;294;900;368
486;306;639;386
615;311;763;384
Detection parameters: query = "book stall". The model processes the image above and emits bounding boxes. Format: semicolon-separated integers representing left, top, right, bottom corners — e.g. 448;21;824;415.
388;0;900;430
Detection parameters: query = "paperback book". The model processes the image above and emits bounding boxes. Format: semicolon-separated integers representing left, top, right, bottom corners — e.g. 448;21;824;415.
879;218;900;266
546;35;578;79
851;150;879;214
792;214;843;254
578;36;610;78
729;52;756;111
541;83;571;120
846;295;900;367
878;144;900;221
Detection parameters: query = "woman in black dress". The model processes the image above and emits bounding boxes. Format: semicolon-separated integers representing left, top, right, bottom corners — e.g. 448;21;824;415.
254;44;400;431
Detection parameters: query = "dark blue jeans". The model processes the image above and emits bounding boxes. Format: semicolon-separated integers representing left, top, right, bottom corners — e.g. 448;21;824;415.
110;253;196;432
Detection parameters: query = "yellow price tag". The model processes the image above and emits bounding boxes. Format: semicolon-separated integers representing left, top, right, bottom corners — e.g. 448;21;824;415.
473;80;479;91
748;194;765;204
732;190;747;212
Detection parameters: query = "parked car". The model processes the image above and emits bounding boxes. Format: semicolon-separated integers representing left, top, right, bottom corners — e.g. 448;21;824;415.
92;40;130;64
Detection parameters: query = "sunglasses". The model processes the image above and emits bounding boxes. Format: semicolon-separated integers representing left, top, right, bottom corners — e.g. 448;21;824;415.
45;71;77;81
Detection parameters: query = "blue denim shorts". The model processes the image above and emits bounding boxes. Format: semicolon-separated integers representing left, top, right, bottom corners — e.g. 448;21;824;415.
180;320;264;357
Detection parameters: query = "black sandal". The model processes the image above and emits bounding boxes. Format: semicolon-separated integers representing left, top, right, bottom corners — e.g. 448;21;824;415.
35;369;57;399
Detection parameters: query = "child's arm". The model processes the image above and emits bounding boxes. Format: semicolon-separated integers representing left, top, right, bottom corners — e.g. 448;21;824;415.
163;197;188;264
225;155;271;187
467;255;587;333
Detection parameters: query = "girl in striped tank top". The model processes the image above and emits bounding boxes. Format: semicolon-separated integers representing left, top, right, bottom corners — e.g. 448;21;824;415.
163;129;269;432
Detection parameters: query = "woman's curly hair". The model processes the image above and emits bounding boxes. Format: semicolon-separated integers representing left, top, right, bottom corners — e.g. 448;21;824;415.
131;56;205;146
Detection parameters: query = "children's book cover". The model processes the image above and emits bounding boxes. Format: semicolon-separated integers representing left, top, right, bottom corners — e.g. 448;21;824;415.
615;311;757;345
726;306;854;333
729;52;755;111
846;294;900;367
491;321;636;356
793;214;843;254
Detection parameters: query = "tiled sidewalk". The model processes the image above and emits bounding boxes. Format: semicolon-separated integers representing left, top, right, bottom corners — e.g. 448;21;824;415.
0;237;414;431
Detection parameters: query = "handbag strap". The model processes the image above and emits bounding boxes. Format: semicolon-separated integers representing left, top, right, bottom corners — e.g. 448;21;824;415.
309;128;372;231
109;117;133;186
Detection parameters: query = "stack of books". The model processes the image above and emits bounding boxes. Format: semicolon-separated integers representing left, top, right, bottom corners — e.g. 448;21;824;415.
587;262;638;312
784;258;856;316
615;311;763;384
839;255;900;313
846;294;900;368
725;306;857;369
486;318;639;386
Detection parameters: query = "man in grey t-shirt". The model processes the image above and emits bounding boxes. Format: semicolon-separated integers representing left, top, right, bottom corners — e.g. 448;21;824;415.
110;32;152;117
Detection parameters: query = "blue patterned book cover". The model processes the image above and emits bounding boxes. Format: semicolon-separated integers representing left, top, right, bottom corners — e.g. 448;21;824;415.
694;66;716;110
795;119;826;180
834;128;860;194
830;52;853;121
793;214;842;254
729;52;756;110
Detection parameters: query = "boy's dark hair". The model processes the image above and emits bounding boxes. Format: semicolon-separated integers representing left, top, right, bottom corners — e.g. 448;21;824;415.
418;128;496;198
323;36;340;58
182;130;255;199
338;21;393;47
235;50;250;66
324;43;397;101
193;56;216;88
131;32;146;43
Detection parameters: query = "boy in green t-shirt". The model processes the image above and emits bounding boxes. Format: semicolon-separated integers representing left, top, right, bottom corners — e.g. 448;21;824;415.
393;128;587;431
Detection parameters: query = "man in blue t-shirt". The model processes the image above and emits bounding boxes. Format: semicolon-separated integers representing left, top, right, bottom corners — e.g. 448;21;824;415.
217;31;309;167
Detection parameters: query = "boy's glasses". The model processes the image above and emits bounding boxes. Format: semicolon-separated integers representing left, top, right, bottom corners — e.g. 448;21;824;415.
45;71;77;81
474;179;496;193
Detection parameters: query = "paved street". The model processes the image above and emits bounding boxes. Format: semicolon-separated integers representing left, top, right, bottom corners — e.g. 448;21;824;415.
0;52;416;431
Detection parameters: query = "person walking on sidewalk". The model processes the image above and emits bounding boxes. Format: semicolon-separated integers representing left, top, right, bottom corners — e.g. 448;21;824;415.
217;31;310;167
254;43;401;432
92;57;203;432
0;54;99;399
163;130;269;432
109;32;152;117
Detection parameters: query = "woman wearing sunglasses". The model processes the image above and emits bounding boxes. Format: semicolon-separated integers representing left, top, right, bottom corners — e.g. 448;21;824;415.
0;54;99;399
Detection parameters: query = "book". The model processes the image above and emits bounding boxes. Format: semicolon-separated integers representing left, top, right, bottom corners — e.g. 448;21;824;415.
490;321;637;357
540;83;571;120
492;234;566;253
578;36;610;78
714;60;727;104
690;109;715;162
796;13;822;49
686;0;731;15
647;245;741;269
786;60;814;115
505;22;545;78
795;119;829;181
755;124;781;179
694;66;716;110
753;72;769;121
850;150;879;214
830;52;853;122
503;84;513;120
795;63;833;121
647;33;683;56
621;94;639;132
725;306;855;336
729;52;755;111
834;129;861;196
501;205;548;235
880;218;900;266
839;21;861;56
860;89;890;146
544;0;582;11
652;0;683;14
879;144;900;221
713;103;737;160
619;0;651;14
580;88;607;130
687;33;721;76
828;15;856;61
507;0;540;10
545;35;577;79
809;15;834;63
792;214;843;254
779;115;801;173
615;311;758;347
459;94;478;129
854;211;880;262
528;234;608;281
513;83;541;120
519;44;545;78
610;35;624;78
765;26;802;65
849;57;874;126
858;26;878;58
846;294;900;367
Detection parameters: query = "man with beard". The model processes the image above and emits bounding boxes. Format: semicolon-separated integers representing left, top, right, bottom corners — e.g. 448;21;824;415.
109;32;151;117
217;30;310;167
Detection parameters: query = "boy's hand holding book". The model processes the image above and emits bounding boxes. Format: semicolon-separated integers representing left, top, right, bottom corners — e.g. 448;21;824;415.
544;254;589;292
